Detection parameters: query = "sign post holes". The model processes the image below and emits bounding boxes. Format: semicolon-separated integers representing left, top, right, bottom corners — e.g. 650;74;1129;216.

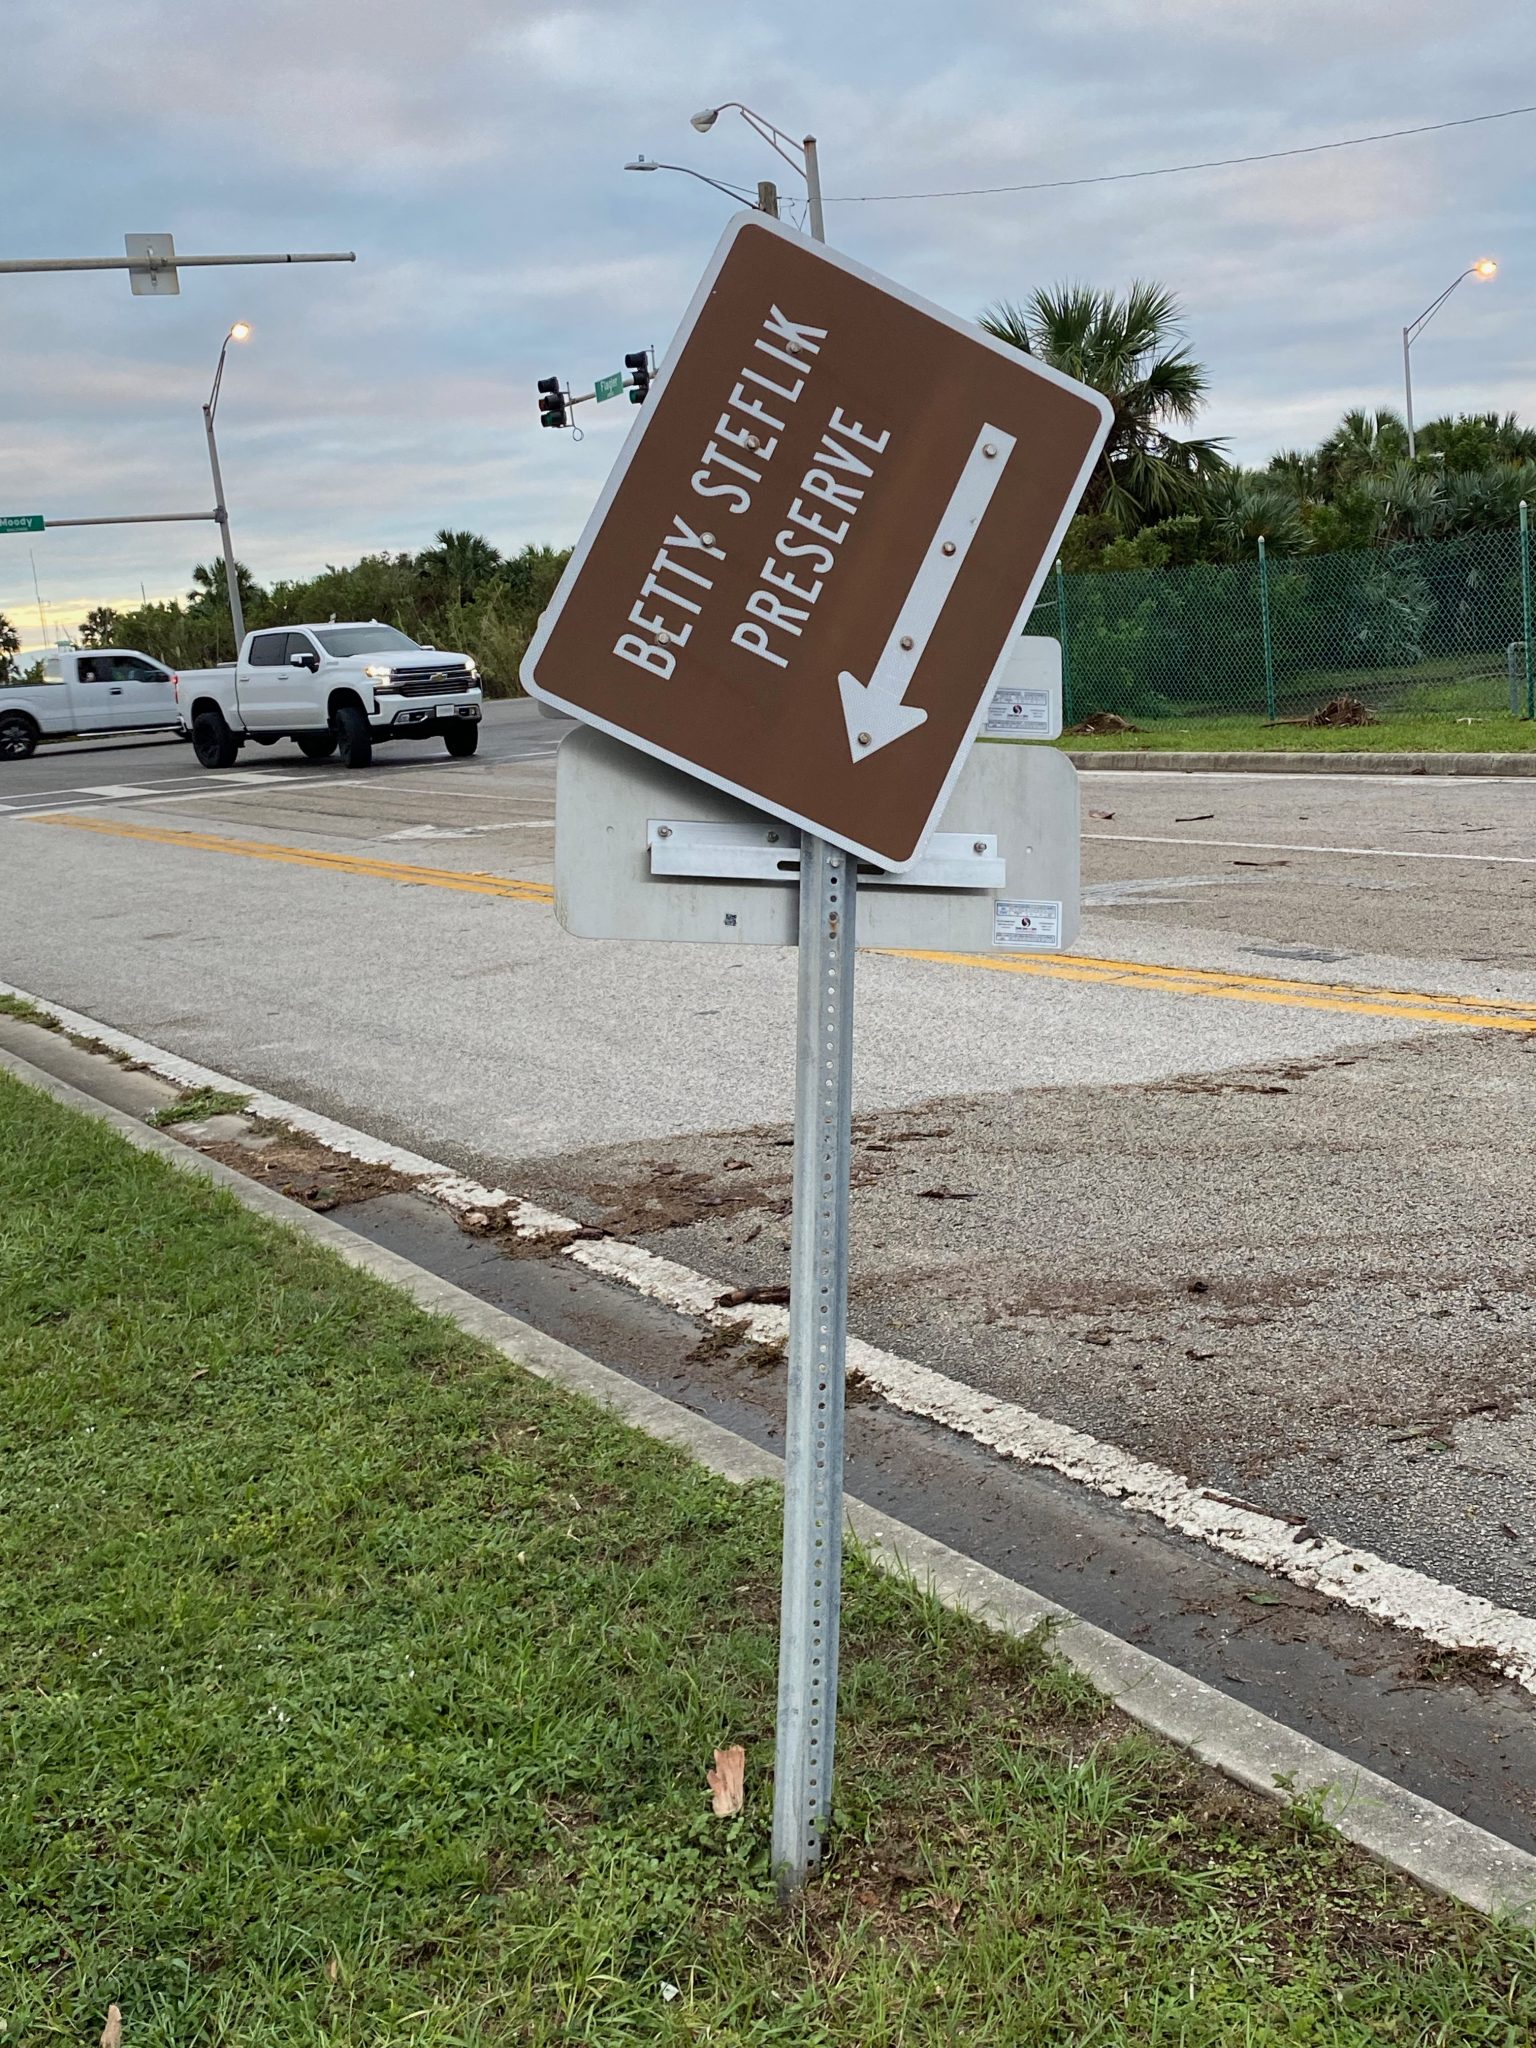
772;837;857;1891
525;211;1110;1898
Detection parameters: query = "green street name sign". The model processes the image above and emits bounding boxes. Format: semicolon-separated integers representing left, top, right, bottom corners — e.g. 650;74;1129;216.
0;514;44;534
594;372;625;403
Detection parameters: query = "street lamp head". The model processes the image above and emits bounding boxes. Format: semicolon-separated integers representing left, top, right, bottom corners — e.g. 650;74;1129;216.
1474;258;1498;279
228;320;252;341
625;156;658;172
690;107;720;133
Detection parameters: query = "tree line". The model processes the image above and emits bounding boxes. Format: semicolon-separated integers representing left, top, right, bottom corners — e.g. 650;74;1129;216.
982;283;1536;575
4;280;1530;684
0;533;570;689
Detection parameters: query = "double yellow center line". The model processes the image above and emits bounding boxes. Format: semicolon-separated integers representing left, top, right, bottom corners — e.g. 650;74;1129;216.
37;813;552;904
36;812;1536;1035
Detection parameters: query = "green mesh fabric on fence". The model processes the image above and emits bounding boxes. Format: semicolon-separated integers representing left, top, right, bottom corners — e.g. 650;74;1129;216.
1024;527;1533;725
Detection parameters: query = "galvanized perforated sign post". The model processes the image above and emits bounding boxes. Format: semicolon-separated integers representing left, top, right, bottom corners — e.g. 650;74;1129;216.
773;835;856;1888
530;210;1109;1896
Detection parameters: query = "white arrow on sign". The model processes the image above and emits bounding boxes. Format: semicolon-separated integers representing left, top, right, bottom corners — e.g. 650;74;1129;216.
837;421;1017;761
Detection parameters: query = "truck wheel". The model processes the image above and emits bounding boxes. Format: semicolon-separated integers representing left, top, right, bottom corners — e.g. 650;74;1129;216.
0;711;39;760
443;721;479;758
191;708;240;769
297;734;338;761
332;702;373;769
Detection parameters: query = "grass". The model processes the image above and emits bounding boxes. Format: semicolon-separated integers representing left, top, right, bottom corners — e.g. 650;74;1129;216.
1057;711;1536;753
0;993;53;1028
146;1085;253;1127
3;1071;1535;2044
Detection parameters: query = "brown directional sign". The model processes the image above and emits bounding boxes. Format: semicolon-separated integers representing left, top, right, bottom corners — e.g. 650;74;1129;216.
521;214;1111;870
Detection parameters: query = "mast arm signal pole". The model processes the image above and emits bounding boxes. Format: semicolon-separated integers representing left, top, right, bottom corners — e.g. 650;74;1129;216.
37;511;216;528
0;252;355;275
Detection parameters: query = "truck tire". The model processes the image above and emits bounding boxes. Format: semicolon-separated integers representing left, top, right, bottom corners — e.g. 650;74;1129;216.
332;701;373;769
0;711;39;760
443;721;479;758
297;734;338;761
191;708;240;769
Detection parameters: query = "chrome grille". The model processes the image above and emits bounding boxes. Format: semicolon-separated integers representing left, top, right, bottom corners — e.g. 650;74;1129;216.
389;665;472;697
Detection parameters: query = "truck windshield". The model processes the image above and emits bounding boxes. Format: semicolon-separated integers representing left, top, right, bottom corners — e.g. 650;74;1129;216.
312;626;423;658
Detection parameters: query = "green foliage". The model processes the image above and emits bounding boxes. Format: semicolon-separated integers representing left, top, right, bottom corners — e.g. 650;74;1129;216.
5;1072;1536;2044
982;281;1227;527
1417;410;1536;469
146;1086;252;1127
102;534;571;696
75;605;119;649
0;612;17;683
1205;471;1309;561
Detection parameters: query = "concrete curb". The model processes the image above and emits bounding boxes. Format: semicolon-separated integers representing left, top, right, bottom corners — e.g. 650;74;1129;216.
5;1041;1535;1928
1065;749;1536;776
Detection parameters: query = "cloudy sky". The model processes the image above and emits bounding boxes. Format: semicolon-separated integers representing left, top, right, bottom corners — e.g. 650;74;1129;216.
3;0;1532;645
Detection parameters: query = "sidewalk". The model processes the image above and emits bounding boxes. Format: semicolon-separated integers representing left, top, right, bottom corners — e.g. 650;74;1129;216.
4;1064;1536;2044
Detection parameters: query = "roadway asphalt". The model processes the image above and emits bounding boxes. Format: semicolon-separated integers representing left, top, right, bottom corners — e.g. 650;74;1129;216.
3;704;1534;1767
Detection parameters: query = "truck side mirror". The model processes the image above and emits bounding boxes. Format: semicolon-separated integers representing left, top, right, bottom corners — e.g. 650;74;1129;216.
292;650;320;672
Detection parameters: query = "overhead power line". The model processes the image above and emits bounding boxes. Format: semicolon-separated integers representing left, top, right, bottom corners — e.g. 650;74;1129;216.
827;103;1536;204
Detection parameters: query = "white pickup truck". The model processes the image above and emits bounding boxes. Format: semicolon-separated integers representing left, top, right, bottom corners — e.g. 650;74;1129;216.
0;648;180;758
174;621;483;769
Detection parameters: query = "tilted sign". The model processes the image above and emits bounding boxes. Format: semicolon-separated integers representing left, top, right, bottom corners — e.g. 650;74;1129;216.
521;213;1110;870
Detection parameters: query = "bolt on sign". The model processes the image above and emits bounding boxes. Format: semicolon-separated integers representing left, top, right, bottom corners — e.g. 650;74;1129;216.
522;213;1110;870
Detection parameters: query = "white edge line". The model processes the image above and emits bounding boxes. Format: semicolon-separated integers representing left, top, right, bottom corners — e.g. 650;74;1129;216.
4;972;1534;1695
1086;831;1536;868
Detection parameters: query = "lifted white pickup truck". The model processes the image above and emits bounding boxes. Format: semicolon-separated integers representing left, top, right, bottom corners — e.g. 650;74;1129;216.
174;621;483;770
0;648;179;758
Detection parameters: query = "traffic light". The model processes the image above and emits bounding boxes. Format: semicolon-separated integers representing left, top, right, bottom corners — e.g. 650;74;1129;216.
625;350;651;405
538;376;568;429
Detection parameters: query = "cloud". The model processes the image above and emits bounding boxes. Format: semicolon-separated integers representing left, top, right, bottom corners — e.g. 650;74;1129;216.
3;0;1534;623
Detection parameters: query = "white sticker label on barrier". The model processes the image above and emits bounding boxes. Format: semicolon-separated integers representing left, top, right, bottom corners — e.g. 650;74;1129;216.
993;899;1062;948
983;686;1053;738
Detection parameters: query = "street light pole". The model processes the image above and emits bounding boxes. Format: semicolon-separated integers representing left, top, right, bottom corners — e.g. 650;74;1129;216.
1401;260;1498;460
204;324;250;654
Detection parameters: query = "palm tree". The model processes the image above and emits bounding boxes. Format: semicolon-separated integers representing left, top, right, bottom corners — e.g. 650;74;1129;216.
187;558;263;617
1205;472;1308;562
981;282;1227;527
1368;461;1446;545
1417;412;1536;469
1316;409;1409;491
417;529;502;609
77;605;120;648
1442;460;1536;535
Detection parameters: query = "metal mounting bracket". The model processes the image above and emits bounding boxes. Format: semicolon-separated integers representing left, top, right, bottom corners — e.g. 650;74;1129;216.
647;819;1004;890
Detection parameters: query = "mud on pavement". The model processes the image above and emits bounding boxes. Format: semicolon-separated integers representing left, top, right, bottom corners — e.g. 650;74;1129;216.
510;1025;1536;1618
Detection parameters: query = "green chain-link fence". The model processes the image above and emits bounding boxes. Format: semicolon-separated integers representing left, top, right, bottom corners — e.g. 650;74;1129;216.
1023;519;1536;726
